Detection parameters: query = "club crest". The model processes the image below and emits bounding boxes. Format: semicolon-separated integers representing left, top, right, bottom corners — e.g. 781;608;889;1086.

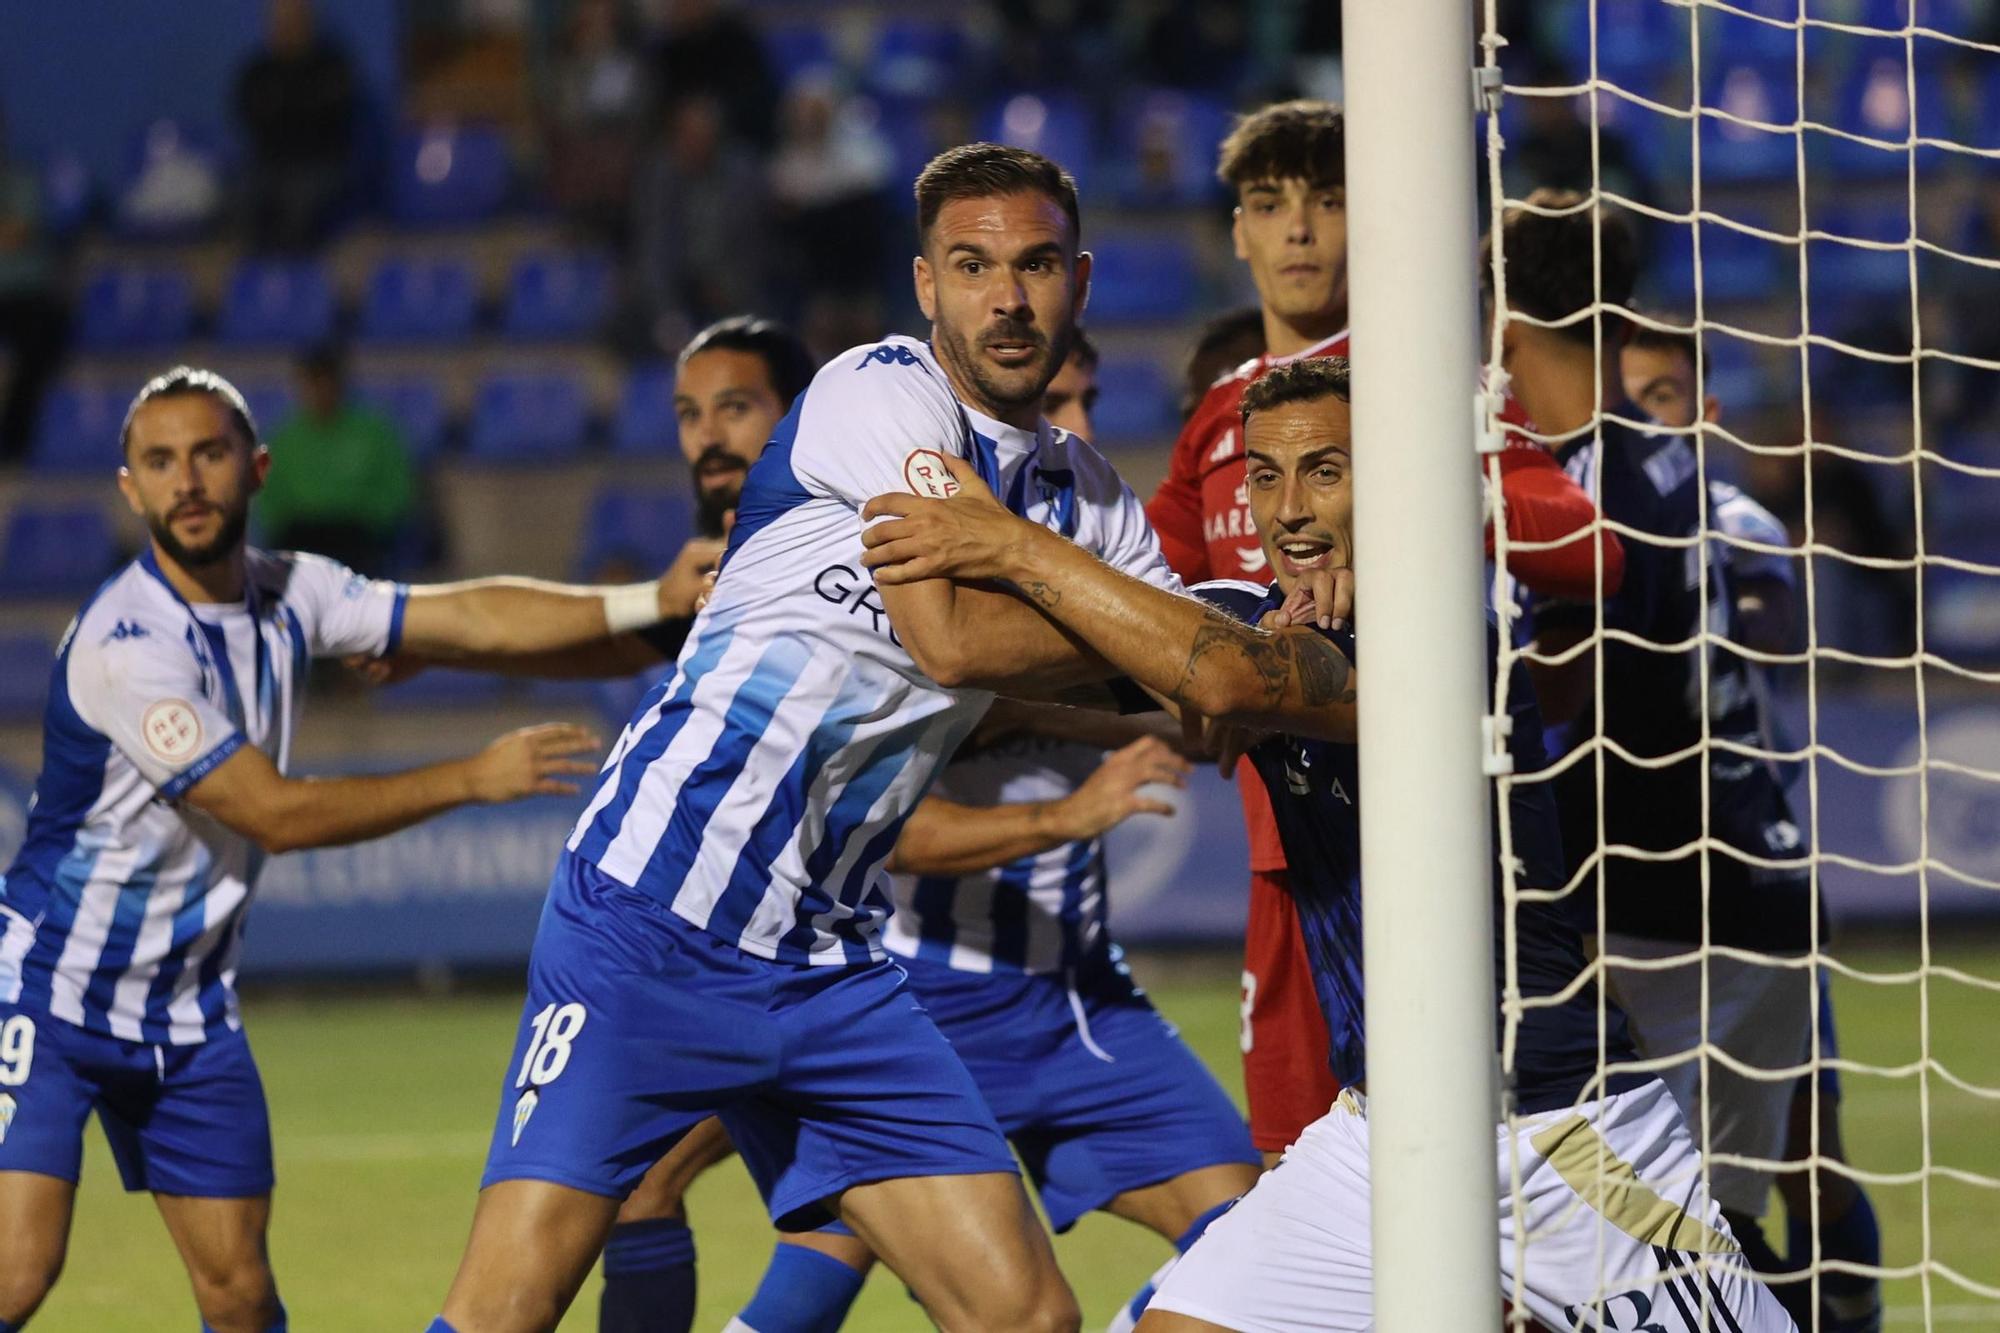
510;1088;539;1147
0;1092;15;1145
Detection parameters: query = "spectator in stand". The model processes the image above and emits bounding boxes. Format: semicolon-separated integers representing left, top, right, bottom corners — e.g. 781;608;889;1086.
0;125;69;459
648;0;778;150
257;344;417;576
234;0;360;251
542;0;655;242
768;71;895;353
631;93;771;351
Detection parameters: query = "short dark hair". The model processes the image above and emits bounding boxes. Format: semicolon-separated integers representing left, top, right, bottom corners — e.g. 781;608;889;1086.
677;315;816;405
1216;100;1345;193
121;366;259;458
1241;356;1351;425
1483;187;1636;347
1626;321;1699;369
1182;307;1267;418
298;340;347;381
1066;327;1099;372
914;142;1081;249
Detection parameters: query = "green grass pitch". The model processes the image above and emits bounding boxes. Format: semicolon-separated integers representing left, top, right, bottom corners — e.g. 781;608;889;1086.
28;940;2000;1330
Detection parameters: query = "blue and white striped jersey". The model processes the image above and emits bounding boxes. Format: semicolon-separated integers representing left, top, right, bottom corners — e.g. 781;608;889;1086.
884;736;1107;975
0;549;405;1044
566;335;1177;964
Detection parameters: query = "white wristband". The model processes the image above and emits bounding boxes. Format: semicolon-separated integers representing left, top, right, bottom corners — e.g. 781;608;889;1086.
603;582;662;634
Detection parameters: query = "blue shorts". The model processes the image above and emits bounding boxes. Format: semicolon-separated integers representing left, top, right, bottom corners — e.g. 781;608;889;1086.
482;852;1016;1229
0;1000;273;1197
898;946;1259;1232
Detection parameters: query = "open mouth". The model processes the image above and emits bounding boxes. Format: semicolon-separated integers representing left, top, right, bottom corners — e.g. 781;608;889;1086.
1276;537;1337;574
984;340;1040;367
696;456;747;481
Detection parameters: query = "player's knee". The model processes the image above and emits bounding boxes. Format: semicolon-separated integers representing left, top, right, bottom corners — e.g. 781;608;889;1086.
964;1277;1080;1333
185;1256;279;1330
0;1242;63;1322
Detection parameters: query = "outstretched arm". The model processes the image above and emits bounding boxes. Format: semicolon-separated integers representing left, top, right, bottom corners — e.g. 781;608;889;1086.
181;724;600;854
862;456;1357;741
887;736;1189;876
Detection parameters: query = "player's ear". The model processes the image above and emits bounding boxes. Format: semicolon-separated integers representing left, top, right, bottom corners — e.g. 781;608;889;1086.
1231;206;1248;262
250;442;272;494
1072;250;1092;319
116;463;143;518
1702;394;1722;426
913;254;936;323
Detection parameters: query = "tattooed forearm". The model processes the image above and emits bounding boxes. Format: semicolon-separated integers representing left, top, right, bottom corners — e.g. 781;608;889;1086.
1021;580;1062;610
1170;609;1352;718
1290;630;1353;707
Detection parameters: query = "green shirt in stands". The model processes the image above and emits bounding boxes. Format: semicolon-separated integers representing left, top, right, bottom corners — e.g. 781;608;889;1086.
259;403;416;541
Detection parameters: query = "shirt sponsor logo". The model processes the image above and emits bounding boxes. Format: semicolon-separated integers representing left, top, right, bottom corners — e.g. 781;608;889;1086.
142;699;204;765
902;449;961;500
813;564;902;646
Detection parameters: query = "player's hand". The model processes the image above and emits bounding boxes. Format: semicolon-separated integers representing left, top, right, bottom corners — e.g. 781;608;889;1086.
342;652;427;686
1268;567;1354;631
860;453;1029;584
693;568;719;614
465;723;602;802
1056;735;1190;839
659;535;729;619
1179;708;1266;777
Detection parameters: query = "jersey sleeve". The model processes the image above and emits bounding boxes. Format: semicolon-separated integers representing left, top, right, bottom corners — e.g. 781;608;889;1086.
1487;445;1627;601
1189;578;1278;626
67;626;245;798
1147;413;1214;583
281;551;408;659
1065;438;1182;594
787;342;972;511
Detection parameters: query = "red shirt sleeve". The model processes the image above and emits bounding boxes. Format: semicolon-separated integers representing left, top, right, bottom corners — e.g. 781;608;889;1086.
1485;445;1626;600
1147;415;1213;584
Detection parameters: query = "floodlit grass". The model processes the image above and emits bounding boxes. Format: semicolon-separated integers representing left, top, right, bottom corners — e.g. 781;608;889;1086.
31;941;2000;1330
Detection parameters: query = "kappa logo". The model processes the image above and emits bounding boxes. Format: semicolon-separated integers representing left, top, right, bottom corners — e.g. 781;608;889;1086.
855;344;920;370
103;619;151;643
0;1092;15;1145
510;1088;539;1147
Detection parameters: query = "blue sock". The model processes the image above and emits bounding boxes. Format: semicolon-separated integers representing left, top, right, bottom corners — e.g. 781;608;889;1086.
1119;1198;1237;1326
423;1322;460;1333
203;1305;286;1333
2;1319;19;1332
601;1216;698;1333
1791;1187;1881;1296
737;1242;867;1333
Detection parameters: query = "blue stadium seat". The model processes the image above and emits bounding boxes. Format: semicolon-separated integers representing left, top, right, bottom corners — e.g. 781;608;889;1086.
217;258;335;349
1085;235;1199;323
358;255;478;344
611;364;678;457
577;485;694;576
114;119;223;240
466;372;590;463
763;25;835;83
981;93;1095;186
237;382;297;440
1814;51;1950;179
1650;219;1787;306
75;265;195;351
387;124;511;226
1924;563;2000;664
0;634;55;721
502;251;613;342
1698;65;1800;183
868;19;970;99
1112;90;1233;208
354;376;449;462
1809;206;1913;308
1696;0;1804;73
28;384;129;474
1561;0;1683;96
0;504;119;598
1089;358;1177;445
40;148;94;238
1695;335;1773;415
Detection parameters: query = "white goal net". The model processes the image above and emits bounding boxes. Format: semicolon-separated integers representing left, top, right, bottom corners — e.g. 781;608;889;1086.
1480;1;2000;1329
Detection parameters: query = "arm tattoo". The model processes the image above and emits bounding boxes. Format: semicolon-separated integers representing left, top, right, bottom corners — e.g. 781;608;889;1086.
1021;580;1061;610
1175;609;1353;714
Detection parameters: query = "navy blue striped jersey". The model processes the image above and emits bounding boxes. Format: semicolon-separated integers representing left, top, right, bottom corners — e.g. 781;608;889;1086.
1192;581;1637;1114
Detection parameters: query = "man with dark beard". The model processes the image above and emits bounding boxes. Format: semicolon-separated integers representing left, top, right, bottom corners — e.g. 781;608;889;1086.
0;366;702;1332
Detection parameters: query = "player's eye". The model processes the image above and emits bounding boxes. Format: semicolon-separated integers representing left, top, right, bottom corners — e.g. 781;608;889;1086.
960;260;984;275
1314;465;1345;484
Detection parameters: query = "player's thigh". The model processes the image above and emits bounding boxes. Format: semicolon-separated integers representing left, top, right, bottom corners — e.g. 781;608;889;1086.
1104;1162;1260;1243
1147;1096;1375;1333
444;1179;622;1333
836;1169;1076;1332
1504;1079;1792;1333
0;1003;96;1308
614;1116;734;1224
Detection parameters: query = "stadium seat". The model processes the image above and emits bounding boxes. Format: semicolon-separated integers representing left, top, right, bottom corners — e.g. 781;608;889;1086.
1649;219;1787;307
40;148;94;238
868;19;970;100
1560;0;1682;96
1112;90;1233;208
764;24;836;83
981;93;1095;186
1809;205;1914;308
1698;65;1800;184
354;376;450;463
217;258;336;349
387;123;511;226
114;118;223;240
0;634;55;722
1084;234;1200;324
0;504;119;598
465;371;590;463
1814;51;1950;179
1924;563;2000;664
75;265;195;351
1089;358;1177;445
576;485;694;576
611;363;678;457
1696;0;1805;73
237;381;297;440
28;384;129;474
501;251;613;342
358;255;478;344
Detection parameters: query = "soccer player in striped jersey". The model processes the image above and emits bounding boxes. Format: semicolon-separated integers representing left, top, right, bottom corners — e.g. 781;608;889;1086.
858;356;1795;1331
1622;325;1881;1332
0;366;705;1333
428;144;1243;1333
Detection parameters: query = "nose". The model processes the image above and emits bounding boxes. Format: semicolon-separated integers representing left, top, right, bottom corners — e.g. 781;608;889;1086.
1275;475;1313;527
1285;199;1315;246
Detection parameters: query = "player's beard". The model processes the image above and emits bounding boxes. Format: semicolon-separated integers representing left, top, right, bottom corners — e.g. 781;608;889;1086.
938;316;1067;417
691;446;746;539
148;501;249;570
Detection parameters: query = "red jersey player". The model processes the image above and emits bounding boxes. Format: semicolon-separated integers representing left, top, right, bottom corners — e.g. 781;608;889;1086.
1149;101;1625;1159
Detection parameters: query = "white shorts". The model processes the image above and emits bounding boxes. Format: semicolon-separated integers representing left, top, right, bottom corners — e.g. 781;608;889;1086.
1148;1079;1796;1333
1604;933;1813;1218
